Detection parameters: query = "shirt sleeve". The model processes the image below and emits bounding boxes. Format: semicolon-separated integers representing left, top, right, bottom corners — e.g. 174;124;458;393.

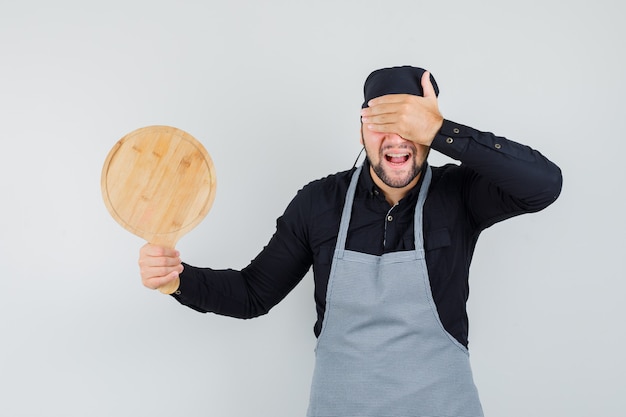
171;187;314;317
430;119;563;229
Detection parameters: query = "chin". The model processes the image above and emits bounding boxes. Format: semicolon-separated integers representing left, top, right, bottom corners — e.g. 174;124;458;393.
372;163;423;189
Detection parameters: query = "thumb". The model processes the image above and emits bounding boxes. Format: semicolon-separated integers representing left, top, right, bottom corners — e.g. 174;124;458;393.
421;71;437;98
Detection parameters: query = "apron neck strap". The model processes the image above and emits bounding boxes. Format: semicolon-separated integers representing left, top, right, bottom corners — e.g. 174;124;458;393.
413;165;432;250
335;165;362;255
335;164;433;255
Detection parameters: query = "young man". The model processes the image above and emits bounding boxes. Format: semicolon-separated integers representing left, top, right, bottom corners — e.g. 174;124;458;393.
139;66;562;416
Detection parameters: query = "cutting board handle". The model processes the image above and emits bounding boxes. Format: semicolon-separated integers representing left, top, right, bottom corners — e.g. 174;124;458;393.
149;235;181;295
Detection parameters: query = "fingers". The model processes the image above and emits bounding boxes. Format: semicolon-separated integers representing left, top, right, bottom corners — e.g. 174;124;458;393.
421;71;437;98
140;243;179;258
361;95;415;134
361;108;398;126
360;89;443;146
361;113;408;136
361;96;409;121
363;94;405;111
145;270;182;290
138;243;184;290
141;262;184;290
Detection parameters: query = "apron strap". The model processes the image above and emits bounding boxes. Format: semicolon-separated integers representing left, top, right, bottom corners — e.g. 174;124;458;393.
334;165;362;258
336;164;432;257
413;165;432;249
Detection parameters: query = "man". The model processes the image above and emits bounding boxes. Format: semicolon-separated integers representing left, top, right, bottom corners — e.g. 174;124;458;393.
139;66;562;416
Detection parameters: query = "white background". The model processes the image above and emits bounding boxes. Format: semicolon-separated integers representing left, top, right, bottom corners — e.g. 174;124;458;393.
1;1;624;416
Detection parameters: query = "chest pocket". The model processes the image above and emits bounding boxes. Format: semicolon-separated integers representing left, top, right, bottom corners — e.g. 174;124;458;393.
423;227;452;281
317;228;452;262
424;227;451;251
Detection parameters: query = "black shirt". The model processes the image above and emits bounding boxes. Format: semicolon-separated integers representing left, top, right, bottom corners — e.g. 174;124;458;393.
173;120;563;348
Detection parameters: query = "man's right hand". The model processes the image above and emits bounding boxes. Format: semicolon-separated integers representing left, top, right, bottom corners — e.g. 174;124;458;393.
138;243;183;293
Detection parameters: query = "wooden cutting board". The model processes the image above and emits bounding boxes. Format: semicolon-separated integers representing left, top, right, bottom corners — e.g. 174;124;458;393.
101;125;216;293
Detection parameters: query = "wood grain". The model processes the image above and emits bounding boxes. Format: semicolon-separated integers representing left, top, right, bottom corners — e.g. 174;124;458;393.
101;125;216;294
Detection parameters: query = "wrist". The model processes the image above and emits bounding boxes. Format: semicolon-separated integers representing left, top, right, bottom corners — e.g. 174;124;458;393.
429;116;444;144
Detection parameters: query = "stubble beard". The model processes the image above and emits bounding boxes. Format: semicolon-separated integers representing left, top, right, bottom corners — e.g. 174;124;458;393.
369;154;424;188
360;127;427;189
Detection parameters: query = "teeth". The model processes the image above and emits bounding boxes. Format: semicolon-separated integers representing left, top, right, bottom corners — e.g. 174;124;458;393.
386;153;409;157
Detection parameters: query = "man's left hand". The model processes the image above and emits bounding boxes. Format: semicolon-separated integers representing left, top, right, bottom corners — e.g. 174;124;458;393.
360;71;444;146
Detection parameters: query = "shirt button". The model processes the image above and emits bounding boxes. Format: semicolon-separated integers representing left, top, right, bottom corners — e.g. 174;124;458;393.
495;143;502;149
387;215;393;222
453;128;460;134
446;137;454;144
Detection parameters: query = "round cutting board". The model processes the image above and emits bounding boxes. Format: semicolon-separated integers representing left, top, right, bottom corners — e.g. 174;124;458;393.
101;125;216;292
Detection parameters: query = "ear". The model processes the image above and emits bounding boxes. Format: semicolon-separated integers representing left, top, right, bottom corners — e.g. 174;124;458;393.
359;124;364;145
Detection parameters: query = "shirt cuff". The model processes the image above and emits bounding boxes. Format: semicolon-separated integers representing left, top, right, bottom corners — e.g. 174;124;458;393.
170;263;194;299
430;119;473;159
170;267;209;313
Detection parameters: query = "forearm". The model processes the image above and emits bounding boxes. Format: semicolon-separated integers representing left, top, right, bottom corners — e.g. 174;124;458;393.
171;214;313;317
172;265;256;317
432;119;563;212
173;262;308;319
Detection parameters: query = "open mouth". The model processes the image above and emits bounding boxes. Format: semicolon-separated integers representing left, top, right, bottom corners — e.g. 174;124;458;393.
384;152;410;165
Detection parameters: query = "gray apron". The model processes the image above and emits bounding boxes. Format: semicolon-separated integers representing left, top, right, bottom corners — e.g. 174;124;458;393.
307;165;484;417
